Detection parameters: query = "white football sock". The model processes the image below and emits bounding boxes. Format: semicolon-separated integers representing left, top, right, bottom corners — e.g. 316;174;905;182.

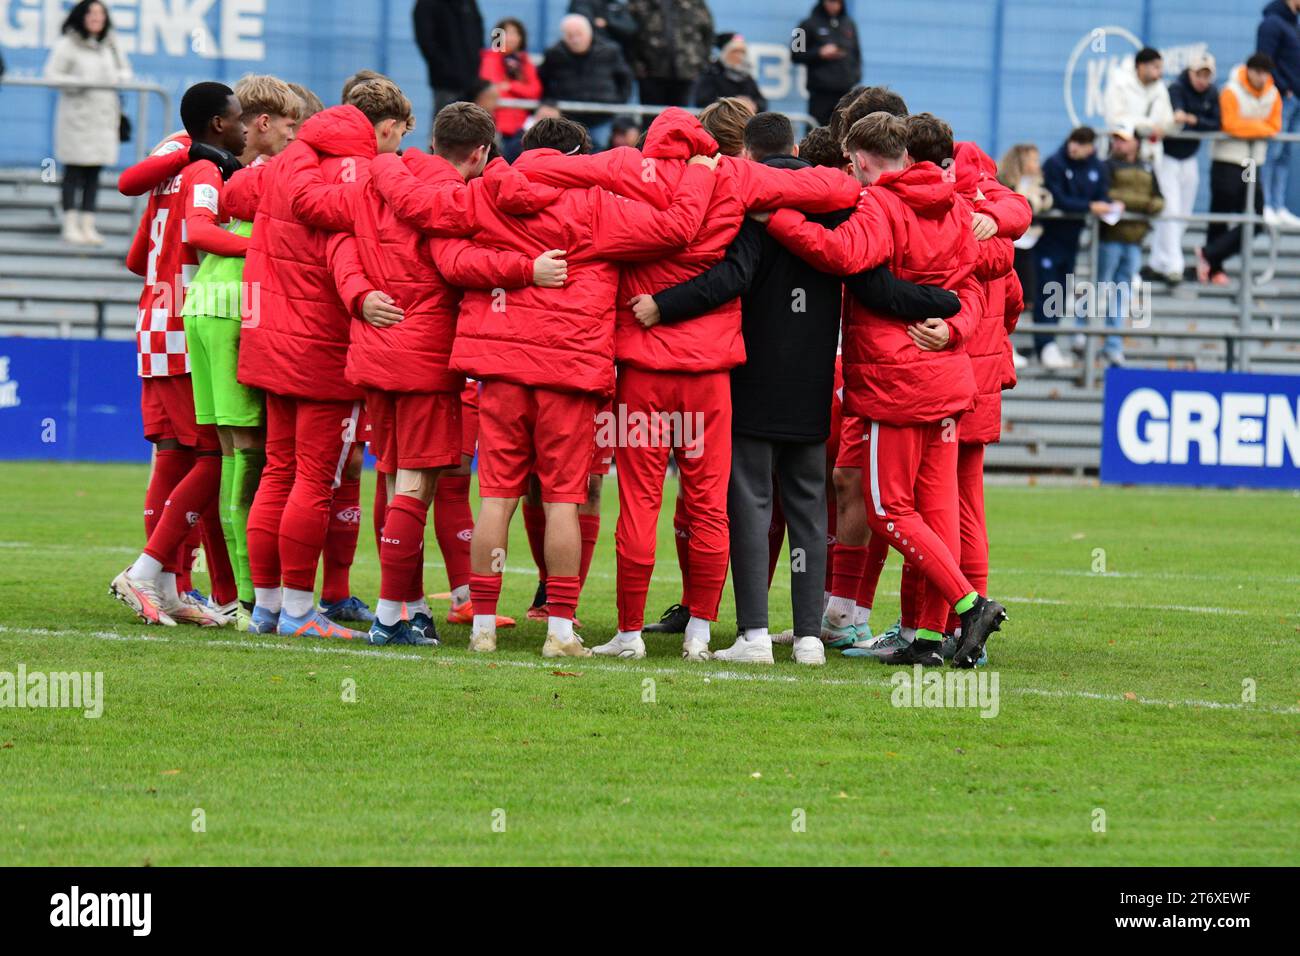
853;605;872;626
472;614;497;634
685;616;710;642
825;595;854;626
549;617;574;641
742;627;770;644
406;598;431;618
129;553;164;583
282;588;315;619
615;630;642;643
823;590;831;614
254;587;282;613
450;584;470;606
158;572;180;604
376;599;403;627
900;626;918;643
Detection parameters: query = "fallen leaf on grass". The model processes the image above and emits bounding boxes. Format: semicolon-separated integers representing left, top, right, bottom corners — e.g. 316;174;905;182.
1;741;12;749
551;670;581;678
161;769;181;775
1123;692;1138;701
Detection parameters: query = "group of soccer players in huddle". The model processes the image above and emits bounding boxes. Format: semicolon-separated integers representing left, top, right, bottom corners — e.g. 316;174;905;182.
107;67;1024;670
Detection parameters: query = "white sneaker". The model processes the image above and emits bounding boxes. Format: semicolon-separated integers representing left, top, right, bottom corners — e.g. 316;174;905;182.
1070;332;1087;353
682;636;711;661
1039;341;1074;370
770;629;795;646
592;633;646;659
542;632;591;658
1012;349;1027;370
1264;206;1281;227
1276;208;1300;229
793;636;826;665
468;627;497;653
162;593;230;627
711;635;774;663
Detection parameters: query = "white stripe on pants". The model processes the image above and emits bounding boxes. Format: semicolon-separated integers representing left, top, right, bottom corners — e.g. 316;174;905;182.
1149;154;1199;276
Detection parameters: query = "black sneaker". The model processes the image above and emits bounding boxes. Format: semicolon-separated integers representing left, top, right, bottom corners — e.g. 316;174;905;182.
954;596;1007;669
409;611;440;647
643;602;690;634
879;637;943;666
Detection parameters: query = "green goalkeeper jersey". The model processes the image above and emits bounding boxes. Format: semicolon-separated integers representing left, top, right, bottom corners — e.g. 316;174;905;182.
181;218;254;321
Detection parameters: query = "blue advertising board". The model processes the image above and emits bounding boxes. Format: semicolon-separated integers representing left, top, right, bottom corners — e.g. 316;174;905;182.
0;337;151;462
1101;367;1300;490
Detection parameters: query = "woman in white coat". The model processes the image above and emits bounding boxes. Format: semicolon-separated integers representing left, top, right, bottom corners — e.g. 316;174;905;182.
43;0;131;246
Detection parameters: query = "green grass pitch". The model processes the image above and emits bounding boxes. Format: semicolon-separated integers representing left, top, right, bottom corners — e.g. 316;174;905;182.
0;461;1295;865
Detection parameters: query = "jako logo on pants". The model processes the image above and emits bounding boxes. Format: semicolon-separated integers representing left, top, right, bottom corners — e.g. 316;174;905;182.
50;886;151;936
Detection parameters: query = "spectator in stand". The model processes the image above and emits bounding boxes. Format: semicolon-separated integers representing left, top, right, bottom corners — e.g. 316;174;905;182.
413;0;484;117
1200;53;1283;285
480;16;542;161
1098;126;1164;366
1104;46;1176;163
569;0;637;58
539;13;633;134
691;33;767;113
998;143;1052;366
1146;52;1219;286
626;0;715;107
606;114;642;150
1034;127;1110;370
792;1;862;126
43;0;131;247
1257;1;1300;225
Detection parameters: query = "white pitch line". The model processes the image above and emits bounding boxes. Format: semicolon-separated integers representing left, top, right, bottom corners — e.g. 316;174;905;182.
1;625;1295;715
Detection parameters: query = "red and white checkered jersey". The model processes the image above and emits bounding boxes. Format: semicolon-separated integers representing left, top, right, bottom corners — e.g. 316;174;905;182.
132;141;225;378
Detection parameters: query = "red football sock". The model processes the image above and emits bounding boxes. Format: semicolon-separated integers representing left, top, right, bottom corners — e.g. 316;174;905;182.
373;475;388;557
200;501;237;605
145;454;220;578
577;513;601;591
900;561;920;630
616;555;655;632
469;572;502;616
830;543;866;601
672;492;691;603
144;448;193;543
546;574;580;622
321;474;361;604
522;501;548;584
434;473;473;592
858;532;890;610
379;494;428;603
176;522;200;587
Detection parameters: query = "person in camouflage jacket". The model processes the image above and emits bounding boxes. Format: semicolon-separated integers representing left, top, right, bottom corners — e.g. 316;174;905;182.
626;0;715;107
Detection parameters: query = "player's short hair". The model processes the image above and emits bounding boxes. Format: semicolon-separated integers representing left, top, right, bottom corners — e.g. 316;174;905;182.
340;69;387;104
345;78;415;131
844;111;908;161
743;112;795;162
180;81;236;139
286;82;325;120
798;126;846;169
698;96;755;157
905;112;954;166
831;85;909;144
1066;125;1097;146
522;116;591;155
234;74;302;122
432;102;497;161
1135;46;1162;66
1247;52;1276;74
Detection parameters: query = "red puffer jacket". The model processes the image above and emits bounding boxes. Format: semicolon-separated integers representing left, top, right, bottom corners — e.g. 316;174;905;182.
511;108;861;375
223;105;377;401
368;147;716;396
952;142;1022;444
768;161;983;426
287;147;537;395
479;49;542;137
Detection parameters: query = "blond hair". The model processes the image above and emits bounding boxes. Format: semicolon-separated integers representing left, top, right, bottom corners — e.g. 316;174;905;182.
345;77;415;132
698;96;755;158
234;74;302;122
340;69;388;104
286;82;325;120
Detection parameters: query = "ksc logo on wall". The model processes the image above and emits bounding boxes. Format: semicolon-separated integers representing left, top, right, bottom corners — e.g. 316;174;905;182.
1101;367;1300;489
1064;27;1209;128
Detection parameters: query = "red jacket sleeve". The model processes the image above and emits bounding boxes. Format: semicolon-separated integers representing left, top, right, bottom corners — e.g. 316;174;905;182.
286;144;363;233
432;238;535;290
974;236;1015;282
125;207;150;276
977;177;1032;241
370;152;478;236
944;275;984;350
1003;270;1025;335
516;147;668;208
222;160;270;222
327;234;377;318
184;163;251;258
767;193;893;276
587;164;715;259
118;137;191;196
731;158;863;214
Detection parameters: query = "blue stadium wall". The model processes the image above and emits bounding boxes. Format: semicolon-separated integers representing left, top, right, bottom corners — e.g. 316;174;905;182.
0;0;1280;177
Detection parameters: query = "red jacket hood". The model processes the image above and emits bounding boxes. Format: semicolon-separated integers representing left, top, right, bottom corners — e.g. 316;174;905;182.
400;146;463;184
643;107;719;160
953;141;998;199
298;105;378;159
874;161;955;218
498;150;572;213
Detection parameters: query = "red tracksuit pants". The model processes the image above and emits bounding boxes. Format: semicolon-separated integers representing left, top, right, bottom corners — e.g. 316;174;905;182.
615;367;731;631
863;418;972;634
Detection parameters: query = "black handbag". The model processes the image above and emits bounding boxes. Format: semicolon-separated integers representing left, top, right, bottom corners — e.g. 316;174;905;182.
119;107;132;143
